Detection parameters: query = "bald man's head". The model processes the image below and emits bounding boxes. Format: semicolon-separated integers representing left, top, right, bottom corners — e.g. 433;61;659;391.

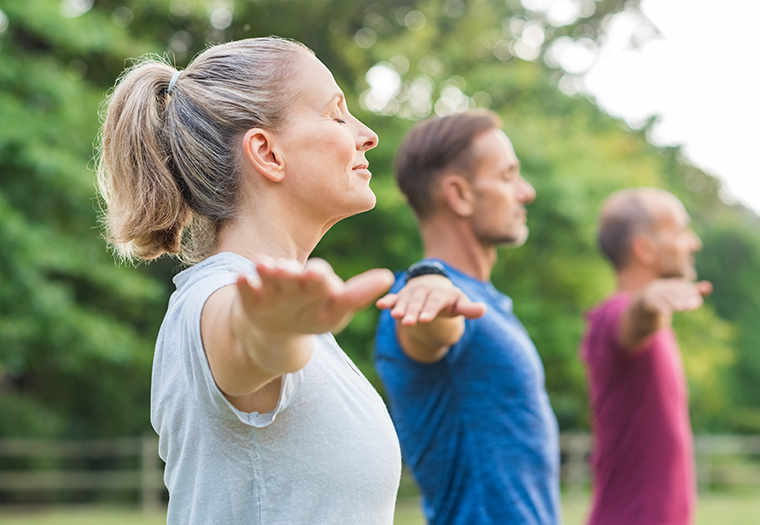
597;188;683;270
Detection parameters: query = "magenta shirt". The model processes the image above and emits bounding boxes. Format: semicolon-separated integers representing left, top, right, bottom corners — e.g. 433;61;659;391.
580;293;695;525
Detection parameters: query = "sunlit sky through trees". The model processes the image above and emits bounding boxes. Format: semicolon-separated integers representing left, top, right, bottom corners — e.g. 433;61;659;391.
579;0;760;214
358;0;759;214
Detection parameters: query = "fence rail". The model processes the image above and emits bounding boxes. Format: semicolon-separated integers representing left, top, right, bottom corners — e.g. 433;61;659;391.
0;433;758;507
560;433;760;494
0;436;164;509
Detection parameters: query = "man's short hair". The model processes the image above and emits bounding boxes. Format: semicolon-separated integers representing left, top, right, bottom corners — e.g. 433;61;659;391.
598;190;658;270
598;213;644;270
393;110;502;219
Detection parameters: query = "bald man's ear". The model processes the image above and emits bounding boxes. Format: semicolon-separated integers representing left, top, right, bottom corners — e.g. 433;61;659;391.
440;174;475;217
241;128;286;183
630;233;658;267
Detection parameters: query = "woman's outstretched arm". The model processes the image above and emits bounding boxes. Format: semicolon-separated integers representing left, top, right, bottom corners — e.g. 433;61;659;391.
201;256;394;412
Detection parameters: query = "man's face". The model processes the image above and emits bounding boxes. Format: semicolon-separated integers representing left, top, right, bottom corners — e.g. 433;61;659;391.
650;197;703;280
468;129;536;247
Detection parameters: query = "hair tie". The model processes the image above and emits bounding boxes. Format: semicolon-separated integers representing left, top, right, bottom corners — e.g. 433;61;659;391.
168;70;182;95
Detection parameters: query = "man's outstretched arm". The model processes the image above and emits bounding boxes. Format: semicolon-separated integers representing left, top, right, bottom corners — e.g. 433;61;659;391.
619;278;713;350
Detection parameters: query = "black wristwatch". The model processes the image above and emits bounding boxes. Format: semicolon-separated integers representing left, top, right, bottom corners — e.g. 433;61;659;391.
405;261;449;283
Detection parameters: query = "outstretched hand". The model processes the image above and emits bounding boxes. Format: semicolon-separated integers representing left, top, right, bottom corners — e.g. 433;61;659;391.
202;257;395;401
620;277;713;351
236;256;395;337
641;278;713;316
376;274;486;326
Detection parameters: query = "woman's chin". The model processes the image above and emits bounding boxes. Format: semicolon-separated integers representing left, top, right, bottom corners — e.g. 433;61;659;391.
328;190;377;223
350;190;377;214
361;191;377;211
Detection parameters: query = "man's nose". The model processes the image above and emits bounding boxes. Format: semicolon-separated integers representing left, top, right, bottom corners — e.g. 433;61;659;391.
691;230;703;252
519;176;536;204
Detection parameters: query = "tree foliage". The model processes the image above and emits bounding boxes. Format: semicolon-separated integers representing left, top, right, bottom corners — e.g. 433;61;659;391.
0;0;757;438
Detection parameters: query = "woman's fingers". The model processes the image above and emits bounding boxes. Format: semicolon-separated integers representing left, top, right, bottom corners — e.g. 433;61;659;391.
339;268;395;312
255;256;338;299
245;258;394;333
235;274;262;312
256;257;306;295
302;257;343;295
315;268;394;334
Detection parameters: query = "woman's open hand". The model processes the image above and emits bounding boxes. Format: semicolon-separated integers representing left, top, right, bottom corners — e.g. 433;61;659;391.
236;256;395;338
203;257;394;400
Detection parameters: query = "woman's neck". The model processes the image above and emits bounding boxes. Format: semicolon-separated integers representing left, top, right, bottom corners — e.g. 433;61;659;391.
214;205;324;264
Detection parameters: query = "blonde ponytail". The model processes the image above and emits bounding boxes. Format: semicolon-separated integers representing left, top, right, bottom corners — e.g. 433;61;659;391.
96;38;312;263
97;60;190;261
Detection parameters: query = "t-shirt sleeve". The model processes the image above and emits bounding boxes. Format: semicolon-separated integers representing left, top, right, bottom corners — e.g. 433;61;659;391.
603;296;630;352
176;271;304;428
588;294;658;363
443;316;472;365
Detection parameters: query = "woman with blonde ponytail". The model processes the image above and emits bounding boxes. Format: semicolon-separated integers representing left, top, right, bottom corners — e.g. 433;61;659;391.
96;37;401;523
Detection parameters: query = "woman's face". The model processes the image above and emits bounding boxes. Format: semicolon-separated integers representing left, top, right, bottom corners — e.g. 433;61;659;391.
275;53;379;227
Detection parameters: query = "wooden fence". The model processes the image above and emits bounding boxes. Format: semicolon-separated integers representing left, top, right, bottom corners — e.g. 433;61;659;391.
0;433;758;507
560;433;760;494
0;436;164;509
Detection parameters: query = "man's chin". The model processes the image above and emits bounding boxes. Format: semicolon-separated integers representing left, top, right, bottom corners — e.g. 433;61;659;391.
662;268;697;281
493;228;530;248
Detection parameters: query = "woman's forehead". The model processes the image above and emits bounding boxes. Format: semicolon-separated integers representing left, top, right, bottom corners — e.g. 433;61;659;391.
290;54;342;107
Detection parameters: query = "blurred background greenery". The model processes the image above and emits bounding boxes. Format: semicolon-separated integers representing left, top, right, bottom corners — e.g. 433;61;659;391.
0;0;758;446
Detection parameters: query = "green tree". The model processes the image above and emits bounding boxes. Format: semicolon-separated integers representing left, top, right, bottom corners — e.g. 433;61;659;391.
0;0;757;439
0;0;167;437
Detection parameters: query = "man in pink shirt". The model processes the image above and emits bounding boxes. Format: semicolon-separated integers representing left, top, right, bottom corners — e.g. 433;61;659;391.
580;188;712;525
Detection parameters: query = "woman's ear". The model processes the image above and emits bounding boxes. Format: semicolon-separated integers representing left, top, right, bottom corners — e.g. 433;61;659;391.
440;174;474;217
241;128;285;183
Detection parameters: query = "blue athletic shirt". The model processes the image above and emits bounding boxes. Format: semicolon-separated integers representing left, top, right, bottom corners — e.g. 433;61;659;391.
374;260;561;525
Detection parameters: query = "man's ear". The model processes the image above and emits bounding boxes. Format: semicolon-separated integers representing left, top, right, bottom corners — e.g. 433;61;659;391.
440;174;474;217
630;233;658;267
241;128;285;183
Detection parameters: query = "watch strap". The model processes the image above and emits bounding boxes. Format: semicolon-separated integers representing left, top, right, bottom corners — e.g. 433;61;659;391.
405;261;449;283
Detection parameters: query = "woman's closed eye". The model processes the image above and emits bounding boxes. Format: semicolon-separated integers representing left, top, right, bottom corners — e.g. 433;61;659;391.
333;109;347;124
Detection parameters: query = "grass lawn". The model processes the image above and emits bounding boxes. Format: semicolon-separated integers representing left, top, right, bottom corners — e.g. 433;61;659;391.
397;491;760;525
0;492;757;524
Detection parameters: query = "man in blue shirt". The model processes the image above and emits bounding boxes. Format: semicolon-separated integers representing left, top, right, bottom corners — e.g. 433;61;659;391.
374;110;560;524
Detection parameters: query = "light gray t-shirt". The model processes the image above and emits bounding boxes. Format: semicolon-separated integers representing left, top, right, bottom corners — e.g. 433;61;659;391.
150;252;401;524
